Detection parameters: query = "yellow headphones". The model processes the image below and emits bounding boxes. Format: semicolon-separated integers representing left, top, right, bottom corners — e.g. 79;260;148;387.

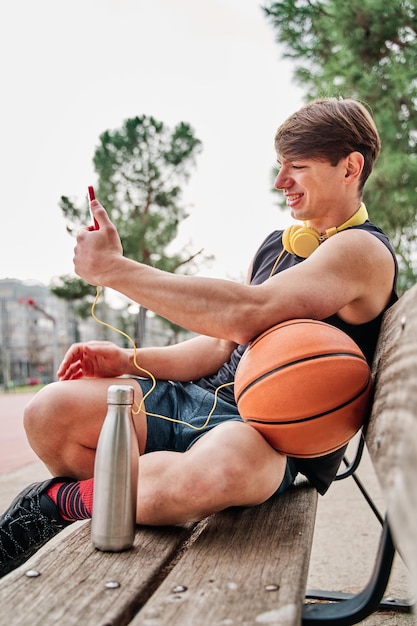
282;203;368;258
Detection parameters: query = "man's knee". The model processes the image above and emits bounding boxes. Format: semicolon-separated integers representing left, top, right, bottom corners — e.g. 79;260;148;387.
185;421;287;509
23;382;67;456
24;383;58;437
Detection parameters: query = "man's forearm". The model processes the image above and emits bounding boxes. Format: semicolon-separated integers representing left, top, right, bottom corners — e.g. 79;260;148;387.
104;257;257;344
129;336;237;382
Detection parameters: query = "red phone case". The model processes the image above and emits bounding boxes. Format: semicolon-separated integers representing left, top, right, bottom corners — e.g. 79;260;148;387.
87;186;99;229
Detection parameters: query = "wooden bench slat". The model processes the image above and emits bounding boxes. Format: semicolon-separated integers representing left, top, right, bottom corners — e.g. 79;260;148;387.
0;520;197;626
0;484;316;626
366;284;417;586
132;484;317;626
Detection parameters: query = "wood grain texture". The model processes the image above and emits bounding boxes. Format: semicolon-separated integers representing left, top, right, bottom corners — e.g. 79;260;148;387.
0;520;196;626
0;485;317;626
132;484;317;626
366;284;417;587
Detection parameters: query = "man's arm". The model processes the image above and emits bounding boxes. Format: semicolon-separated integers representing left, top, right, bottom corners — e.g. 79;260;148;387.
57;335;237;382
129;335;237;381
74;202;395;345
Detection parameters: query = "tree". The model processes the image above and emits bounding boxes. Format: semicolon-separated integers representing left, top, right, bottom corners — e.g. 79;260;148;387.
50;275;98;343
263;0;417;290
58;115;204;343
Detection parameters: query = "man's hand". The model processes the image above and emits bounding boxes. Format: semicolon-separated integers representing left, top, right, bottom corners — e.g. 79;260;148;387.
57;341;131;381
74;200;123;286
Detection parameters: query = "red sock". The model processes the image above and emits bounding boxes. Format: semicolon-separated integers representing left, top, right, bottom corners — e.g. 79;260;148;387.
47;479;94;522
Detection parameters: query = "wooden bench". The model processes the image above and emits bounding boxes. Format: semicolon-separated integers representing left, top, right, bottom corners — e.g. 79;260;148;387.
1;285;416;625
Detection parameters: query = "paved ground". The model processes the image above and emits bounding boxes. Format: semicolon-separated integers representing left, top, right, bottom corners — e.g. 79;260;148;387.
0;391;39;473
0;391;415;624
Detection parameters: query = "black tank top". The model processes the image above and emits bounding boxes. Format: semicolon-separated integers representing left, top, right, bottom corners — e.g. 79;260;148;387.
196;221;398;493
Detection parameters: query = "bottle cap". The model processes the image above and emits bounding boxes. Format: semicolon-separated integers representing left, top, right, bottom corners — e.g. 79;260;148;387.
107;384;135;405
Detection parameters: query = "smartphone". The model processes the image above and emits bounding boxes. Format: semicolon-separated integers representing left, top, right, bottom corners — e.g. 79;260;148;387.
87;186;99;229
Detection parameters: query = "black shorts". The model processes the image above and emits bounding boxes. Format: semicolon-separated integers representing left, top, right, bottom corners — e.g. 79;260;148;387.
136;378;297;495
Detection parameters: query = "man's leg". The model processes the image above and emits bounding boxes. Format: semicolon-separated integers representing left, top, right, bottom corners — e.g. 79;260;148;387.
134;420;287;525
23;377;147;479
25;379;287;525
0;380;287;576
0;377;146;577
26;381;287;524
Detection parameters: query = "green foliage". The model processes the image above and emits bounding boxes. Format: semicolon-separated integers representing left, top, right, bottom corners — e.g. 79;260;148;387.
93;116;202;271
50;275;97;301
263;0;417;287
59;115;203;272
56;115;204;341
50;275;98;328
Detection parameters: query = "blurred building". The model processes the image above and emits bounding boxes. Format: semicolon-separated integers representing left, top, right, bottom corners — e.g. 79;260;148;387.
0;278;191;389
0;279;74;388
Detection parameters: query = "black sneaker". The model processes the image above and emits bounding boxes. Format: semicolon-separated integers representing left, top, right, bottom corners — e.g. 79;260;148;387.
0;477;73;578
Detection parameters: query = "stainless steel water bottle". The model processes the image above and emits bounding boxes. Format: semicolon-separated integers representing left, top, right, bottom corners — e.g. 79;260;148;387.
91;384;139;551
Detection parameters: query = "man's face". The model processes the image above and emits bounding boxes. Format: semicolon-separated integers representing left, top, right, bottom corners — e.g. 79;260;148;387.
274;155;350;227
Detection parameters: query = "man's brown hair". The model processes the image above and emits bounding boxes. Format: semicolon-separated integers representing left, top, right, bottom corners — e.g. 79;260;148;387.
274;98;381;191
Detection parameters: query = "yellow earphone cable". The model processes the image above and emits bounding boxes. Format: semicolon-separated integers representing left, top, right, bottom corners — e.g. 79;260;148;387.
269;249;286;278
91;286;234;431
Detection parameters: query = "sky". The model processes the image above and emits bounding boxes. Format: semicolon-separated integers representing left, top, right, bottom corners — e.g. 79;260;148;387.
0;0;303;288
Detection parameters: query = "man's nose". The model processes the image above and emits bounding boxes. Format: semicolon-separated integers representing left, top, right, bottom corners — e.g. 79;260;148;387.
274;169;291;189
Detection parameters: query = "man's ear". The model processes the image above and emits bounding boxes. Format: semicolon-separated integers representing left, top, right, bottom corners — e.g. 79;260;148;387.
344;151;364;183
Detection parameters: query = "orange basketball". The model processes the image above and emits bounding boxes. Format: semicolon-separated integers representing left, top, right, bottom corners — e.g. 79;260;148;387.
234;319;372;458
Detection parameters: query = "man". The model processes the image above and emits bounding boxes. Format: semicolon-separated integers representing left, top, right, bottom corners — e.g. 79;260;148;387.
0;97;397;577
